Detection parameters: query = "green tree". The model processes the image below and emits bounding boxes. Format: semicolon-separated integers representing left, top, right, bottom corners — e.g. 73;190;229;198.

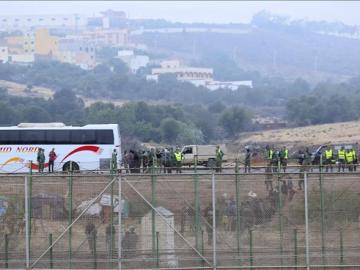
219;106;252;136
160;118;181;143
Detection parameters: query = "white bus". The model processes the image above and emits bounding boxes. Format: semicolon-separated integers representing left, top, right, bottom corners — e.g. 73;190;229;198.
0;123;121;173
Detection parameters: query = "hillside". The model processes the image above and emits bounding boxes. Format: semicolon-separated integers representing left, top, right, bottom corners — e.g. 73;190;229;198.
134;27;360;82
0;80;126;107
236;121;360;148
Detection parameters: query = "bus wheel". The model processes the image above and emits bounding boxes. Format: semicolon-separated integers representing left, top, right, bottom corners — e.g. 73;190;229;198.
62;161;80;172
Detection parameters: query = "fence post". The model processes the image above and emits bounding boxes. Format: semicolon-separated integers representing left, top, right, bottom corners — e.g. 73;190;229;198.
235;159;241;265
156;231;160;268
194;155;201;252
339;229;344;267
68;168;73;269
29;161;33;262
110;164;115;268
293;228;298;269
319;155;326;267
249;228;253;267
25;175;30;269
49;233;53;269
211;172;216;269
4;234;8;269
277;160;284;266
304;172;310;270
201;229;205;268
118;174;122;270
151;162;157;267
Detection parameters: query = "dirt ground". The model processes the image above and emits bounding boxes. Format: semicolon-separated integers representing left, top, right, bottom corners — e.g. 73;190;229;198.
236;120;360;149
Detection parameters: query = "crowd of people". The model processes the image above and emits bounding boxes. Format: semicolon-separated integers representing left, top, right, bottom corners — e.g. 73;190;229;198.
122;146;224;174
122;147;183;174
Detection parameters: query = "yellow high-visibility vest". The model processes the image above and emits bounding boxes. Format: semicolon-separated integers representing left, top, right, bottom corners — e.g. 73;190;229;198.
346;151;353;162
352;149;357;160
267;149;273;159
175;152;183;161
284;149;288;159
338;149;345;160
325;149;333;159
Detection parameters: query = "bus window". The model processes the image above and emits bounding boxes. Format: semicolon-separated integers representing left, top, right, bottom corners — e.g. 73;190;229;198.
71;130;96;144
96;130;114;144
0;130;19;144
46;130;70;144
20;130;45;144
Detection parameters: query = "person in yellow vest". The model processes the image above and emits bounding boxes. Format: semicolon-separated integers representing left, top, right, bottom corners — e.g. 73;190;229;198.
337;146;346;172
346;148;354;172
174;147;184;173
279;146;289;172
352;148;357;171
323;146;333;172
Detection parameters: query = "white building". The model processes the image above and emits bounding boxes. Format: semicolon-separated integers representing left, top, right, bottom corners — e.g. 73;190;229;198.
116;50;149;73
141;207;178;268
9;53;35;64
0;46;9;63
0;14;87;31
206;80;253;91
83;29;128;47
149;60;253;91
151;60;213;85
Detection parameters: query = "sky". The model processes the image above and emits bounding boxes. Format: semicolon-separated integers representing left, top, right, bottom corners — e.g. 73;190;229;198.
1;1;360;25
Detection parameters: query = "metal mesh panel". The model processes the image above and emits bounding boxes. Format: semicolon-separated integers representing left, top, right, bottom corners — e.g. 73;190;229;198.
1;167;360;269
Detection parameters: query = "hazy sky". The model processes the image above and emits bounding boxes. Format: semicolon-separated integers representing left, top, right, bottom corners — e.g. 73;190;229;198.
1;1;360;25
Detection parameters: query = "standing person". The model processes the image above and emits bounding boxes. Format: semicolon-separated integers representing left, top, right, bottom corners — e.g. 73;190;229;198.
297;150;305;190
337;146;346;172
128;150;135;173
133;150;141;173
265;145;273;191
122;226;138;258
204;204;214;245
111;149;117;171
37;148;45;173
163;148;172;174
105;224;115;258
280;146;289;172
323;146;333;172
148;149;155;170
174;147;183;173
156;148;162;172
85;221;97;255
352;147;357;171
244;147;251;173
122;151;129;173
141;150;149;173
215;145;224;172
271;149;279;172
304;148;312;171
226;196;236;231
346;148;354;172
288;178;296;201
48;148;57;173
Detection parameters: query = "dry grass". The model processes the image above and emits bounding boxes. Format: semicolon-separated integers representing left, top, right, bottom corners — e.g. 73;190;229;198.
237;121;360;148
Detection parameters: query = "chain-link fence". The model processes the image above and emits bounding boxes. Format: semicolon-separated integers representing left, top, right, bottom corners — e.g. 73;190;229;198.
0;166;360;269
